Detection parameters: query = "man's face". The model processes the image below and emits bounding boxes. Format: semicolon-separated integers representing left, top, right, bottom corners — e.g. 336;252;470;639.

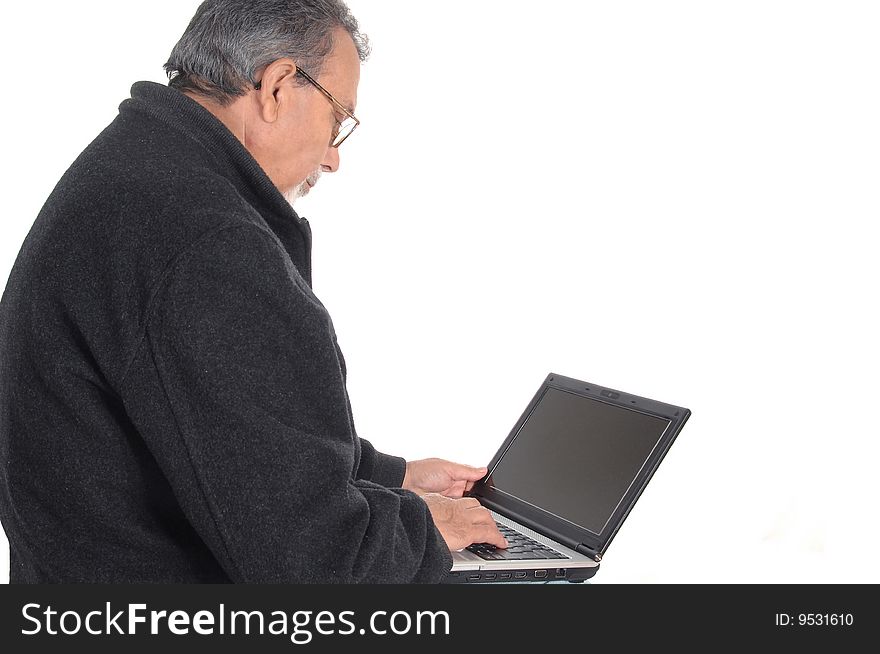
247;28;361;204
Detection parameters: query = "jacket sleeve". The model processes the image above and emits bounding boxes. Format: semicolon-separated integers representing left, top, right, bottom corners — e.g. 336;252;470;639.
356;438;406;488
123;223;452;583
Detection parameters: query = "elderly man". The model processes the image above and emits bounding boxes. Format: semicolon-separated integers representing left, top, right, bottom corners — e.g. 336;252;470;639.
0;0;506;583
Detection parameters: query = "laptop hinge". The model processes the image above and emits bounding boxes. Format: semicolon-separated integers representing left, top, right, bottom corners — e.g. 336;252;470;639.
575;544;602;562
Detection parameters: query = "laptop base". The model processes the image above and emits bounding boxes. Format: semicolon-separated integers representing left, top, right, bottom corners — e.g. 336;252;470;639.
443;565;598;584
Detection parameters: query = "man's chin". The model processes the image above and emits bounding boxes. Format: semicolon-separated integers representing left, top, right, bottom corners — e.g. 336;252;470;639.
283;183;310;207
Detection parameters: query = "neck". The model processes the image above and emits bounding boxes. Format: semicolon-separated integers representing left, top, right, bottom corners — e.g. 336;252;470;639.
183;91;246;144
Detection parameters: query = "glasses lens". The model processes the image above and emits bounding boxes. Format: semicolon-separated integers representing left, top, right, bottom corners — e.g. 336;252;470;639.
332;117;358;148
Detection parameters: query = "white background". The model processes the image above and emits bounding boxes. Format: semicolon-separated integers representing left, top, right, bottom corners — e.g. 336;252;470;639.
1;1;878;583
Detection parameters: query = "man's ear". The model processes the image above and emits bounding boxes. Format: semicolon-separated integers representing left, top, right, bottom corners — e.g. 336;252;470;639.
254;58;299;123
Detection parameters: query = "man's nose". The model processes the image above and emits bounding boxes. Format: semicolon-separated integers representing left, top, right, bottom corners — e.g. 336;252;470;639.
321;146;340;173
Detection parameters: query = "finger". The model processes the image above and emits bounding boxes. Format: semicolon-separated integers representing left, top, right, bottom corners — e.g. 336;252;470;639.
449;463;489;482
461;497;482;509
444;480;467;498
475;525;508;549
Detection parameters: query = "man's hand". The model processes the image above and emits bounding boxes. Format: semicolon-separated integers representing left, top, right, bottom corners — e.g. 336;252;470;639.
422;494;508;552
402;458;488;498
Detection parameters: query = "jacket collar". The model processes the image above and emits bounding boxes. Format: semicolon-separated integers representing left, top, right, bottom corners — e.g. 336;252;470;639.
122;81;313;284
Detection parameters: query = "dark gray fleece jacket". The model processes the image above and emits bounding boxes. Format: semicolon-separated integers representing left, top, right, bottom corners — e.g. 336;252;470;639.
0;81;452;583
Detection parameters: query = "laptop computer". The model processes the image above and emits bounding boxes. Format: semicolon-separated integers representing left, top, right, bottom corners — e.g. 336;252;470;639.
444;373;690;583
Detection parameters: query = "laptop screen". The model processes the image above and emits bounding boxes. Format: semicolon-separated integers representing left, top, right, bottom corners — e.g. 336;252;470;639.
486;387;672;536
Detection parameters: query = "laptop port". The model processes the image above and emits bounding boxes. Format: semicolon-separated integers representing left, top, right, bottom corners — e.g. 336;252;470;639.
484;573;496;580
514;572;527;579
500;573;512;580
535;570;548;579
468;574;481;582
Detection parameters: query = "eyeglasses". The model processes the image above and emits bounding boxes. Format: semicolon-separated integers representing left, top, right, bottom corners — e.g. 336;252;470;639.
254;68;360;148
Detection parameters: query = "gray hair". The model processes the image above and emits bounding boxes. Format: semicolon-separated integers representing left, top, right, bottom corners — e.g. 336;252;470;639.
164;0;370;106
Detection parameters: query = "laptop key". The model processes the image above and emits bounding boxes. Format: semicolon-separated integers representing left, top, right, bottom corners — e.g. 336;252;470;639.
467;523;571;561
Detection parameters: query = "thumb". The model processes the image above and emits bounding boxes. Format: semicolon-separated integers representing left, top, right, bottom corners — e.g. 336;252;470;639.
451;464;488;482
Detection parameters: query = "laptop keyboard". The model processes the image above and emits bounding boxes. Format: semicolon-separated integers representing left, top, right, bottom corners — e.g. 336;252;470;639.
467;522;569;561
